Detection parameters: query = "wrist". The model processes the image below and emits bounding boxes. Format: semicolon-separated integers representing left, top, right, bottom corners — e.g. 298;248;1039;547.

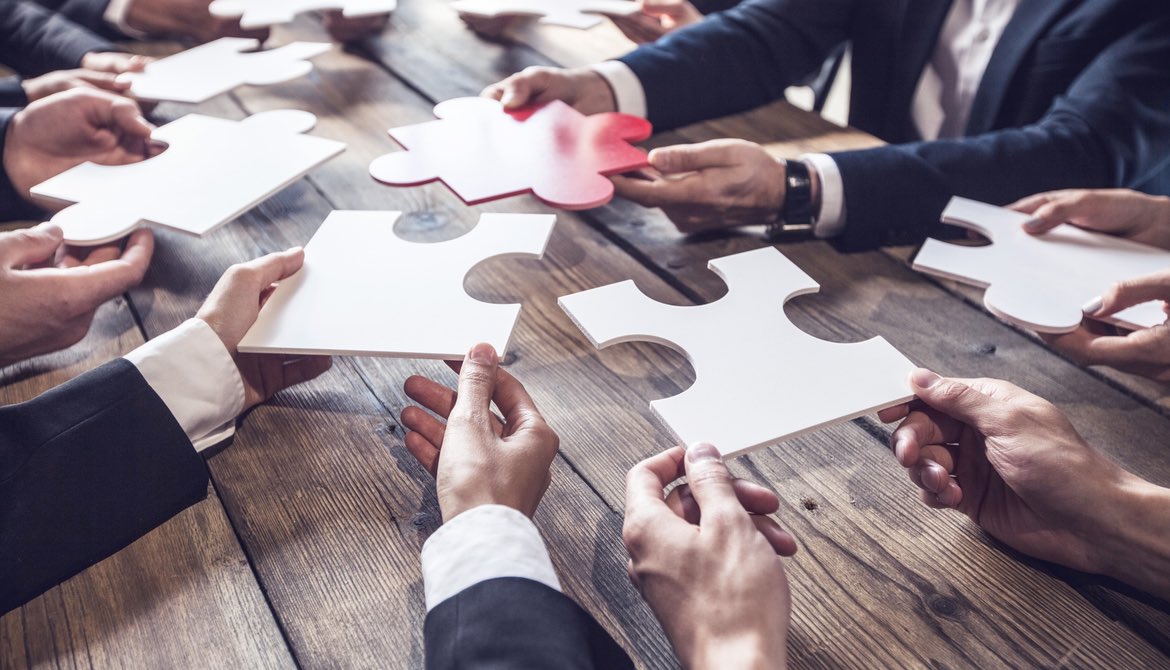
1093;473;1170;598
580;69;619;115
688;629;786;670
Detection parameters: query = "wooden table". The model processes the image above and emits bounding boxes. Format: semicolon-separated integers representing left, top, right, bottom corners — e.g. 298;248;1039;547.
4;7;1170;669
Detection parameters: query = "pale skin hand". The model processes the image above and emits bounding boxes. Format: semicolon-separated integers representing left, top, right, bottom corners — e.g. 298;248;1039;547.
879;369;1170;599
612;139;787;234
609;0;704;44
23;53;151;102
0;224;153;366
124;0;270;42
80;52;153;74
195;249;333;411
482;66;617;115
624;445;795;670
2;89;159;203
400;343;560;521
1009;188;1170;251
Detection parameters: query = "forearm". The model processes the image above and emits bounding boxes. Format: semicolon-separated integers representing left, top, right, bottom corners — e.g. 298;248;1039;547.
691;633;787;670
1102;476;1170;600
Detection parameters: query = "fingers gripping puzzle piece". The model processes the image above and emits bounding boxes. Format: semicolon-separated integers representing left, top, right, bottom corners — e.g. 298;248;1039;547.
558;247;916;458
912;197;1170;333
31;110;345;246
369;97;652;210
450;0;639;29
238;210;556;359
209;0;397;29
120;38;331;103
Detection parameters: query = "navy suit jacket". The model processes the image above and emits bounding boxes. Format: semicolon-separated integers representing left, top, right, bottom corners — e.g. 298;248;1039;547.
620;0;1170;250
0;359;210;614
1;0;112;78
32;0;121;39
425;577;636;669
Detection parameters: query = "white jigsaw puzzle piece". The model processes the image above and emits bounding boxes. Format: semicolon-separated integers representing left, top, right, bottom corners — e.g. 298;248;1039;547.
913;197;1170;333
559;247;916;458
120;38;331;104
209;0;397;29
450;0;638;29
238;210;556;358
31;110;345;246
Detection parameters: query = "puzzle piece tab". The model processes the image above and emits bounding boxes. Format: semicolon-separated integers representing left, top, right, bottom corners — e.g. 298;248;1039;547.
209;0;397;29
450;0;639;29
120;38;331;104
32;111;345;246
238;210;556;358
559;247;916;458
369;97;651;210
913;197;1170;333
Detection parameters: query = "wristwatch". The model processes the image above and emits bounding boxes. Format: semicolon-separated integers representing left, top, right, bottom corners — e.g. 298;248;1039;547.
767;159;816;240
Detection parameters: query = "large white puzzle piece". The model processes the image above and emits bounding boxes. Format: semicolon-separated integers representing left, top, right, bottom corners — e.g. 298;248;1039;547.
913;197;1170;333
209;0;397;29
450;0;638;29
120;38;331;104
238;210;556;358
558;247;916;458
31;111;345;246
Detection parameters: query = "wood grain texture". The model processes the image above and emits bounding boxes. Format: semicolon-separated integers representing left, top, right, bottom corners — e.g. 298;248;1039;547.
0;295;292;669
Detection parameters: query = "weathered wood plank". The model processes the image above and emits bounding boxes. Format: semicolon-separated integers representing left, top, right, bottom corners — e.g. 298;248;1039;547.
0;293;292;669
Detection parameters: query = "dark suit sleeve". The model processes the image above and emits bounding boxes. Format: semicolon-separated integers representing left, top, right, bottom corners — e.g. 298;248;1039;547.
0;77;29;107
0;358;211;615
0;109;48;222
826;16;1170;251
618;0;853;130
0;0;114;76
425;577;635;670
30;0;119;40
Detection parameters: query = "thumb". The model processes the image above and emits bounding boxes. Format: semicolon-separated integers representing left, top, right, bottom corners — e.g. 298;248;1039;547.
0;223;65;268
684;443;745;527
1082;270;1170;318
907;369;1002;431
453;343;500;432
107;96;153;142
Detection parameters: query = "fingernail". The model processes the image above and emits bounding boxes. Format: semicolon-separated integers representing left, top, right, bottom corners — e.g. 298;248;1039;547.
1022;217;1044;232
501;91;514;107
893;434;909;462
910;368;941;389
1082;296;1103;315
468;342;497;365
687;442;722;463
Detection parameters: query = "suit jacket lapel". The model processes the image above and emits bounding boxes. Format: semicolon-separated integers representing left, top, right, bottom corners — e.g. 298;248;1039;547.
965;0;1076;134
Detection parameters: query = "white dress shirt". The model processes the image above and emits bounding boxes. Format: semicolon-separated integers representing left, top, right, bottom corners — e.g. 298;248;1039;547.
594;0;1021;237
124;318;245;453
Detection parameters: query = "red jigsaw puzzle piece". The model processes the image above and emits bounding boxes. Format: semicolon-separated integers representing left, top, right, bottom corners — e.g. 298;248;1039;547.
368;97;652;210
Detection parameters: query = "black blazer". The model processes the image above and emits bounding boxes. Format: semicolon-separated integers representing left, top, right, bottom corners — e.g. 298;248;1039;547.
425;577;636;669
0;108;47;221
1;0;112;78
620;0;1170;250
0;358;211;614
31;0;121;39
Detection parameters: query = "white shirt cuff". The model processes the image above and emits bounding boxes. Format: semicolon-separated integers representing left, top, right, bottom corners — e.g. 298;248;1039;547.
421;504;562;612
801;153;846;238
124;318;245;453
591;60;647;119
103;0;149;39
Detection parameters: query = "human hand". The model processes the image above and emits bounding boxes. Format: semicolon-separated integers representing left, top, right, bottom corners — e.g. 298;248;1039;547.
323;10;389;41
2;89;158;202
879;369;1138;576
609;0;703;43
1037;270;1170;381
611;139;786;234
1009;189;1170;251
21;69;136;103
482;66;617;114
80;52;152;74
0;223;153;366
401;343;560;521
124;0;270;42
624;445;795;670
195;249;332;410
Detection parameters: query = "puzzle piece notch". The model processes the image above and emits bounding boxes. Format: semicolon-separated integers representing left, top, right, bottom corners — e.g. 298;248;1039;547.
913;197;1170;333
237;210;556;359
559;247;916;458
31;111;345;246
120;38;331;104
369;97;652;210
451;0;639;29
209;0;397;28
